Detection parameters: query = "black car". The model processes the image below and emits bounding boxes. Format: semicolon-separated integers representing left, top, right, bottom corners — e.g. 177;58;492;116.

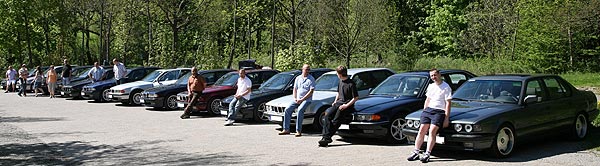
141;69;234;110
62;68;114;99
218;68;333;122
403;74;599;157
81;67;161;102
337;70;476;143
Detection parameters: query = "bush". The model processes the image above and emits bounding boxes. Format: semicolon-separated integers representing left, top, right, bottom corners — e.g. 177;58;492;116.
412;56;535;75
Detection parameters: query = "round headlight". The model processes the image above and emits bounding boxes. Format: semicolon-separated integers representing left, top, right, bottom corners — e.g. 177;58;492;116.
414;120;420;128
407;120;414;128
454;124;463;132
465;124;473;132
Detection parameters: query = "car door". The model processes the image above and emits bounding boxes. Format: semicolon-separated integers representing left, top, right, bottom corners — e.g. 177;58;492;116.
201;72;217;85
155;70;180;86
246;72;262;89
515;79;552;137
541;76;575;128
351;72;374;97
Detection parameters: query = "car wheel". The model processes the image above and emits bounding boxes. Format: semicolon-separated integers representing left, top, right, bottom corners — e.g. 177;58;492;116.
312;107;329;131
386;115;408;144
253;102;269;122
165;95;178;110
571;113;588;140
208;98;222;116
100;89;111;102
130;91;143;105
489;124;515;158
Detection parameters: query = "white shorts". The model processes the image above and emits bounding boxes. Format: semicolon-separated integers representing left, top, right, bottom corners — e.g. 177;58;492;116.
7;80;16;85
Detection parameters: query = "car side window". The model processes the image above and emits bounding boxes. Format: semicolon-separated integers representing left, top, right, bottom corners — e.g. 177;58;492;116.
159;70;179;81
446;73;469;91
543;77;568;100
246;72;261;85
525;80;546;102
201;73;216;84
262;71;277;83
372;70;392;84
129;70;146;80
179;70;191;78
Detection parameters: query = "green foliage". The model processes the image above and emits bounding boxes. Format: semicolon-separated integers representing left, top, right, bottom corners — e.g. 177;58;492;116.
275;43;326;71
560;72;600;88
412;56;532;75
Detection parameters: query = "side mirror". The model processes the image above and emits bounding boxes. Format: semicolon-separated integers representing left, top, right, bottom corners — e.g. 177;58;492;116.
368;88;373;93
523;95;539;104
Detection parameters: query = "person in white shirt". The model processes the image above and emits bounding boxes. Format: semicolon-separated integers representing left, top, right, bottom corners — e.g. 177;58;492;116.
88;62;105;83
112;59;127;85
5;66;17;93
224;69;252;126
407;68;452;163
17;64;29;97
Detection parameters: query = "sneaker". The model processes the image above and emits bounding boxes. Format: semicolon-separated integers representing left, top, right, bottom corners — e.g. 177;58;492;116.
420;153;430;163
318;137;332;147
224;120;234;126
295;132;302;137
180;114;190;119
278;131;290;135
407;152;420;161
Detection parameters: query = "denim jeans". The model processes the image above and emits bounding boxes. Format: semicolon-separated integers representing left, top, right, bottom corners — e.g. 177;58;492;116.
283;101;311;132
62;77;70;85
18;77;26;96
227;97;248;120
322;102;354;139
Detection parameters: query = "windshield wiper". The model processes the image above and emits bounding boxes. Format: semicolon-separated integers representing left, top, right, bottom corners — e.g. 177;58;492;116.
452;97;470;101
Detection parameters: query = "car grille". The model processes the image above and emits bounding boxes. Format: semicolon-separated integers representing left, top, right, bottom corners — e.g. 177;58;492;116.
63;87;72;93
177;94;188;101
266;105;287;114
83;87;93;92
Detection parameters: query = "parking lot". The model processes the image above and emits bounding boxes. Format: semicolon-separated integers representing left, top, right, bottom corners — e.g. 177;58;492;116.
1;93;599;165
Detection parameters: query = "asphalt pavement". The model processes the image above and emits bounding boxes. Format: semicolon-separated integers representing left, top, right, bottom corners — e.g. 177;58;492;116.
1;92;599;165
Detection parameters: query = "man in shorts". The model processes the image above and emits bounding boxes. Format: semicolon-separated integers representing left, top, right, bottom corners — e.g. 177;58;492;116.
5;66;17;92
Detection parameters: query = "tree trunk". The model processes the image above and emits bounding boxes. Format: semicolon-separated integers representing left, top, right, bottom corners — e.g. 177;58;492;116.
100;0;104;65
270;0;276;69
24;12;33;65
290;0;296;56
147;0;152;64
43;11;51;59
106;13;113;62
86;27;92;64
227;0;237;69
247;11;251;59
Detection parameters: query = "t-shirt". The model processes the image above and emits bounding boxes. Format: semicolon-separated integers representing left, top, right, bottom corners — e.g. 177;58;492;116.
18;68;28;78
336;78;359;109
34;71;43;82
6;69;17;80
425;81;452;110
113;62;127;80
294;74;316;102
236;76;252;100
62;64;72;77
90;66;105;80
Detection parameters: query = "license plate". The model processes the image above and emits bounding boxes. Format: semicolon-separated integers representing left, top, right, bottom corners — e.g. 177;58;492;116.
269;115;283;122
220;110;228;116
177;103;184;108
140;98;145;103
339;124;350;130
424;135;445;144
61;91;65;95
80;92;85;96
108;94;113;98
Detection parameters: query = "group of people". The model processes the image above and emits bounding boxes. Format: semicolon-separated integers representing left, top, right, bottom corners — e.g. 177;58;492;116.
4;58;129;98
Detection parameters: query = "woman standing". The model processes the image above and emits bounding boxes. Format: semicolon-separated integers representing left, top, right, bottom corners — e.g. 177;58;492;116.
33;66;44;97
47;66;58;98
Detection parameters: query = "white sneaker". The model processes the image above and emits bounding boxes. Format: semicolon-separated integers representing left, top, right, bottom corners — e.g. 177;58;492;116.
224;120;234;126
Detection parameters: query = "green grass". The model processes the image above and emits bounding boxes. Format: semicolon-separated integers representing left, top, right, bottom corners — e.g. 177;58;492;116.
560;72;600;88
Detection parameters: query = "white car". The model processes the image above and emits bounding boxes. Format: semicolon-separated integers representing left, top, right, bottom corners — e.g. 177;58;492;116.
264;68;395;130
108;68;190;105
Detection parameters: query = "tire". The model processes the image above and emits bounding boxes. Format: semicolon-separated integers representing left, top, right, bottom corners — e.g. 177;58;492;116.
164;94;179;110
101;89;111;102
312;107;329;131
253;102;269;122
489;124;516;158
570;113;588;141
386;115;408;144
129;90;143;105
207;98;222;116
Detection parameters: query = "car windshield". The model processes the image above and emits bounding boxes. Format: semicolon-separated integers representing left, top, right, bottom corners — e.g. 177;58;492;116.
370;75;427;97
214;72;239;86
315;74;343;91
260;73;295;90
453;80;522;104
142;70;162;82
176;72;192;85
76;67;93;78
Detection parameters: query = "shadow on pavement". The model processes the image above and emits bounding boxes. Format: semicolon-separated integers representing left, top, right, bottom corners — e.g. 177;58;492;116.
0;116;66;123
0;140;248;165
431;126;600;162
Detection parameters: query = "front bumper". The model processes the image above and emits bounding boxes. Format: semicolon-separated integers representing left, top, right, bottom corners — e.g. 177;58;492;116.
218;103;254;119
264;111;316;125
143;97;165;108
337;121;390;139
61;88;82;98
108;93;129;101
81;90;97;100
402;128;495;151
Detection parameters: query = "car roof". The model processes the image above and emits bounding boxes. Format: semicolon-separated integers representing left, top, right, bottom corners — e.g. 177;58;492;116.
156;68;191;72
198;69;235;74
396;69;474;77
279;68;333;75
129;66;161;70
322;68;394;76
470;74;558;81
226;69;279;74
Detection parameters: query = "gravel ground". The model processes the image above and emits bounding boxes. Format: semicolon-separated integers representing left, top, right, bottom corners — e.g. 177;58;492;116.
0;92;599;166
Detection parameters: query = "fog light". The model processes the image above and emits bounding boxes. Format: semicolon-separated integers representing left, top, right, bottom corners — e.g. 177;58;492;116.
454;124;463;132
465;124;473;132
414;120;420;127
464;142;474;148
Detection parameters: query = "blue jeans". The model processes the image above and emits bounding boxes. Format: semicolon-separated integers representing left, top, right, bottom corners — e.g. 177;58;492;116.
62;77;70;85
227;97;248;120
283;101;311;132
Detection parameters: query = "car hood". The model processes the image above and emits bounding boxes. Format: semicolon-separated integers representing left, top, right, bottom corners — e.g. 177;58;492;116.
406;101;520;123
222;89;283;104
111;81;152;90
266;90;337;107
145;84;187;94
202;85;234;94
85;79;117;88
66;79;93;88
354;95;421;114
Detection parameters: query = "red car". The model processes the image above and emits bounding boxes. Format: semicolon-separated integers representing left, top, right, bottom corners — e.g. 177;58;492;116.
176;69;279;115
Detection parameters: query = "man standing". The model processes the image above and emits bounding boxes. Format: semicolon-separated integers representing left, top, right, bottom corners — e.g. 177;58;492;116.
318;66;358;147
279;64;315;137
5;66;17;92
180;67;206;119
407;68;451;163
224;69;252;126
17;64;29;97
113;58;127;85
88;62;105;83
62;59;72;85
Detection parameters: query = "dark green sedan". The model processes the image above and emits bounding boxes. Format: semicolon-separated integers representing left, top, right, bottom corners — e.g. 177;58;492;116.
403;74;599;158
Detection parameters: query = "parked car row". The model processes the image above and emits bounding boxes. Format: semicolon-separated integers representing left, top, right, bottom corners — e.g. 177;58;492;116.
8;65;598;159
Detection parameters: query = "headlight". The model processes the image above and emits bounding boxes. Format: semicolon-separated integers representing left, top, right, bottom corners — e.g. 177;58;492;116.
407;120;414;128
242;103;253;108
354;114;381;121
88;87;96;91
454;124;463;132
413;120;420;127
147;94;158;98
464;124;473;132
